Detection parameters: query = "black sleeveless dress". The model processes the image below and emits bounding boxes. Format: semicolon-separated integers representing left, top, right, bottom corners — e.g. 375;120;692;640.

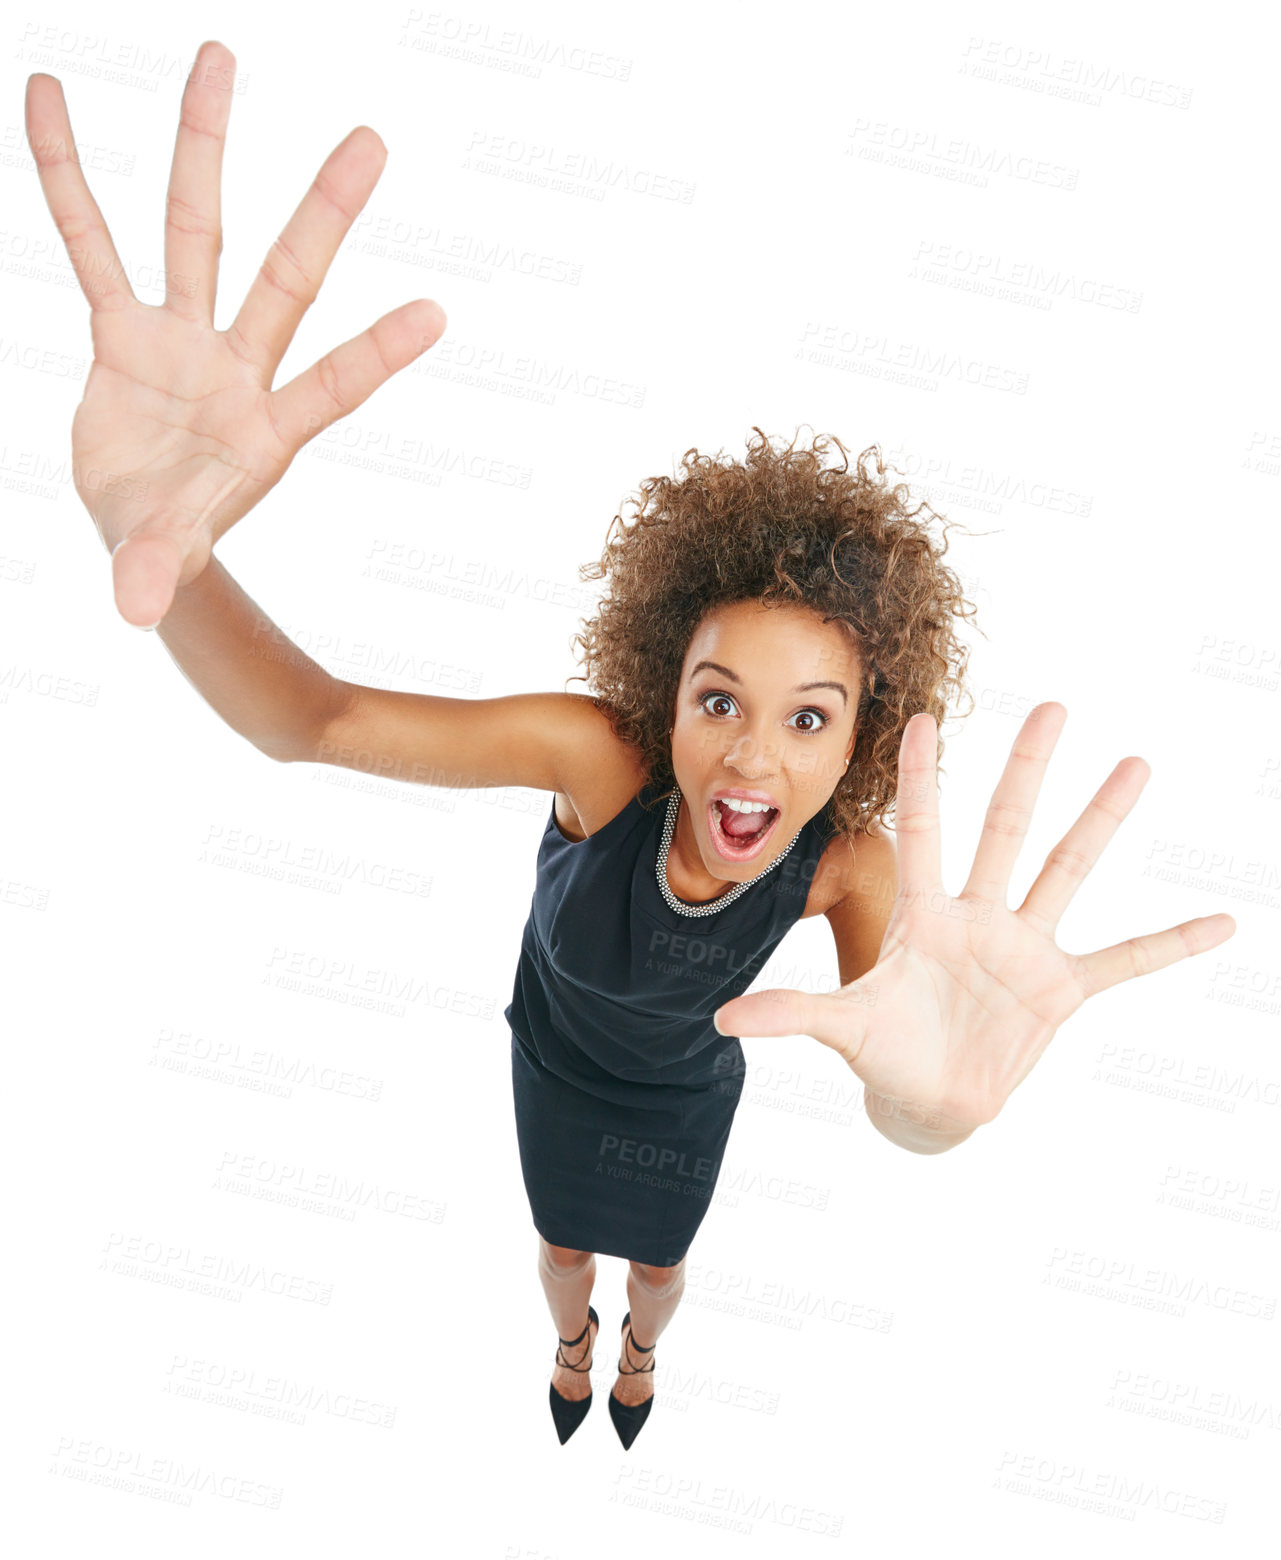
505;776;839;1267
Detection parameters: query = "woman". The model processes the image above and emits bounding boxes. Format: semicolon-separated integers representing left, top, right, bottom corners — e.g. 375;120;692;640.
501;432;966;1448
25;42;1236;1450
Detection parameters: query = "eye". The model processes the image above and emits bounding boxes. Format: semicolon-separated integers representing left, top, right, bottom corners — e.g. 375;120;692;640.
787;708;830;734
697;691;830;733
698;690;738;718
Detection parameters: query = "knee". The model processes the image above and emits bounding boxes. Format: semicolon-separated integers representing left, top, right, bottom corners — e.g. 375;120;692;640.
628;1256;686;1298
539;1238;595;1276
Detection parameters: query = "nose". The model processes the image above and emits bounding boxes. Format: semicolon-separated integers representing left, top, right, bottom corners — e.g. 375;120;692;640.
724;729;780;774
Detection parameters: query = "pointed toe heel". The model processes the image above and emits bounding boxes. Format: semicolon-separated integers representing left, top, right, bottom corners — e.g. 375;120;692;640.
548;1303;598;1445
608;1309;656;1450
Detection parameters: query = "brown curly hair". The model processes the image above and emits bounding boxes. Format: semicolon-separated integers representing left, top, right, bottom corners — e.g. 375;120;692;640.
567;427;981;841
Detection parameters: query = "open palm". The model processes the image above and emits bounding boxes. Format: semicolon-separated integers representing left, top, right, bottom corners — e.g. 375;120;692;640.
25;38;446;627
714;703;1236;1136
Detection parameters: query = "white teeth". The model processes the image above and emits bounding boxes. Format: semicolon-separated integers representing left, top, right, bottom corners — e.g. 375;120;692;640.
719;797;774;814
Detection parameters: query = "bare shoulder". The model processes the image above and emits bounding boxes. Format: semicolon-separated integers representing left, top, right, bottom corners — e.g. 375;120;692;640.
802;818;898;920
551;693;649;843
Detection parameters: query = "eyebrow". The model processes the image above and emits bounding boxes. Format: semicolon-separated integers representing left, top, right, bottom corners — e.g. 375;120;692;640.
688;659;849;709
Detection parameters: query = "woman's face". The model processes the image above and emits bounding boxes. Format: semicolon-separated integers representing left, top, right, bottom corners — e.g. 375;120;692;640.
669;599;862;880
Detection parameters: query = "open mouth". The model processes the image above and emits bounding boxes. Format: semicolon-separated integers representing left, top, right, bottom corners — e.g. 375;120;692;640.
706;797;781;863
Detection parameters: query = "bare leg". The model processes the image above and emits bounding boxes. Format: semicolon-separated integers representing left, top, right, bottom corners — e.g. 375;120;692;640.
538;1236;599;1402
615;1256;686;1407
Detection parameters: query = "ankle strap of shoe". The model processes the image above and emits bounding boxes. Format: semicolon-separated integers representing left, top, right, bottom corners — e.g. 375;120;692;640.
556;1305;596;1372
620;1319;656;1374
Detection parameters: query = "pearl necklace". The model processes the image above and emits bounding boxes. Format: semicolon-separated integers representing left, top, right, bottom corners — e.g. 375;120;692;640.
655;785;799;917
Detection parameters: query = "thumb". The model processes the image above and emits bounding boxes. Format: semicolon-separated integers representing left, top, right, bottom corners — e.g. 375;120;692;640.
111;528;187;629
714;985;870;1056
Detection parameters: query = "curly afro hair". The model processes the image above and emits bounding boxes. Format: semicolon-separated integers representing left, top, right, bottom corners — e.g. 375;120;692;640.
567;427;981;842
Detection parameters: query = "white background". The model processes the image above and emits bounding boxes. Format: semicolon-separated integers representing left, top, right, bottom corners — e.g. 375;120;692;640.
3;1;1279;1554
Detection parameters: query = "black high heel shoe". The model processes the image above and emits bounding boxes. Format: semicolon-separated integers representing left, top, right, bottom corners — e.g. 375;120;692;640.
608;1310;656;1450
548;1303;598;1445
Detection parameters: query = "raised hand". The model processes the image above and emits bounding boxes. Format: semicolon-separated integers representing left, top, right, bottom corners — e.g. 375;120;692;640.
713;703;1237;1137
25;38;446;628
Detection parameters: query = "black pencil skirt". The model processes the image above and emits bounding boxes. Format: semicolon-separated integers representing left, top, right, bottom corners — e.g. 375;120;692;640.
510;1028;746;1268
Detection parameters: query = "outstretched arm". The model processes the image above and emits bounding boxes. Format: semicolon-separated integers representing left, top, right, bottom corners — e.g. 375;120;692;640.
714;703;1237;1152
27;39;605;798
